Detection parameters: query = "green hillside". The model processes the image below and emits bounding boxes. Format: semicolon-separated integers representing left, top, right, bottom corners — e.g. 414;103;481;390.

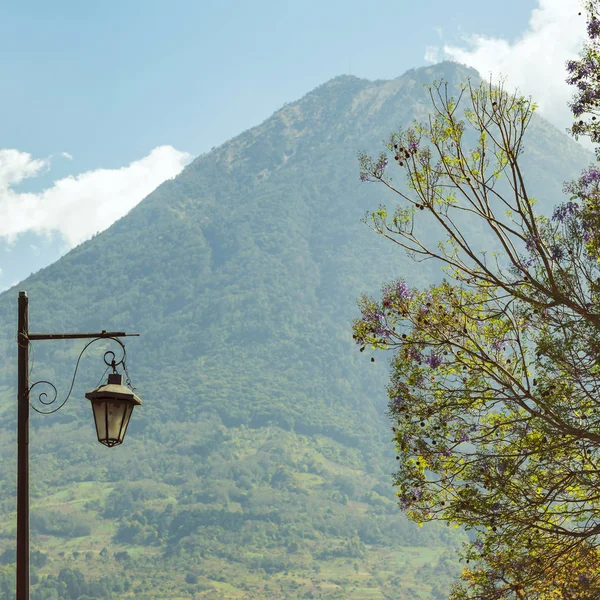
0;62;593;599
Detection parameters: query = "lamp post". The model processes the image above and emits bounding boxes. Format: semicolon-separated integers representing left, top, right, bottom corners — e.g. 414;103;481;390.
16;291;142;600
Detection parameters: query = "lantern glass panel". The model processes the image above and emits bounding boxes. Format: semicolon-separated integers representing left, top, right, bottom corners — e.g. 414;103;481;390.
119;403;134;441
107;400;129;443
92;400;108;444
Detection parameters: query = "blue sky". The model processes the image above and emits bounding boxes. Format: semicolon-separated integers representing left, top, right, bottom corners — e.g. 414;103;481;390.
0;0;588;289
0;0;536;175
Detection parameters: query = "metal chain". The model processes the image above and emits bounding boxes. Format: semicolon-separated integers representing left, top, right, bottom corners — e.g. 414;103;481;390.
123;354;135;391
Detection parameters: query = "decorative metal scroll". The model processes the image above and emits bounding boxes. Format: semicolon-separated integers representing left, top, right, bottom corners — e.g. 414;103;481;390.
29;337;128;415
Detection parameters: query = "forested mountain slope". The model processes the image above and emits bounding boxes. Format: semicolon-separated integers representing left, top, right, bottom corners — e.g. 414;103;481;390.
0;62;592;599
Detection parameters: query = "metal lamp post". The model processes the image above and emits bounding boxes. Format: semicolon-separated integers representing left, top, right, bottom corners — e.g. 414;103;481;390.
16;291;142;600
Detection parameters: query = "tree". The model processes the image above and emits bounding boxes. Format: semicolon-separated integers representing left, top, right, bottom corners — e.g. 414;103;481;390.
354;21;600;597
449;543;600;600
568;1;600;155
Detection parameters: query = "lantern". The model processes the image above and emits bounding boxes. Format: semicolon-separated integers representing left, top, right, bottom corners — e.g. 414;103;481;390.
85;373;142;447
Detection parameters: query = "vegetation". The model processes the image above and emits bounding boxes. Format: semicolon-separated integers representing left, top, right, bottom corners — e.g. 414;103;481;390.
354;4;600;598
568;0;600;155
0;61;593;598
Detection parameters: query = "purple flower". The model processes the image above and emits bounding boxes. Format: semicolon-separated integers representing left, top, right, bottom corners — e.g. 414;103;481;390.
524;233;539;253
576;55;597;78
362;310;389;336
398;487;423;508
491;339;504;351
408;347;424;362
391;396;404;411
382;279;413;303
474;540;484;550
582;87;600;104
573;101;585;117
425;353;444;369
588;17;600;39
396;280;412;300
552;201;579;222
458;432;470;443
580;166;600;187
563;180;576;196
577;79;590;92
518;257;535;271
413;374;425;387
375;158;388;171
550;245;565;262
362;310;383;323
408;140;419;152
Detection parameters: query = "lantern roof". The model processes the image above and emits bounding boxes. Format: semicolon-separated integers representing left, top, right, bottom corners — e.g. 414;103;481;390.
85;373;142;405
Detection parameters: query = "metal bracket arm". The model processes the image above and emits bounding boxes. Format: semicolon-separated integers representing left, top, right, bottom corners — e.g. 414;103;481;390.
28;331;140;341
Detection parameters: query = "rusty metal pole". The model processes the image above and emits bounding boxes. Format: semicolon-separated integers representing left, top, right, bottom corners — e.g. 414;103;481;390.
17;291;29;600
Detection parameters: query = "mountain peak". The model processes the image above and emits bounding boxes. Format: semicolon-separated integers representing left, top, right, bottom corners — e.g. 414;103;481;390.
317;61;482;91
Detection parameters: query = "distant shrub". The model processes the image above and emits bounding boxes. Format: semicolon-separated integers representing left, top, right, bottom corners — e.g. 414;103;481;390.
185;573;199;584
31;511;91;538
114;551;130;563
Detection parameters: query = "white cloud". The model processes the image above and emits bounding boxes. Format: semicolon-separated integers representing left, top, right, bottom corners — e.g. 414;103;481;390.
438;0;588;141
424;46;439;64
0;149;49;187
0;145;192;248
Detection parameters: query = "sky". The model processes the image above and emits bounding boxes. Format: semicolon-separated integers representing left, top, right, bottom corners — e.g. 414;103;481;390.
0;0;591;290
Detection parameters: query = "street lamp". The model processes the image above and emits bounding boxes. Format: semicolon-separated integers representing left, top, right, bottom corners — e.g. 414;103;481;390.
16;291;142;600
